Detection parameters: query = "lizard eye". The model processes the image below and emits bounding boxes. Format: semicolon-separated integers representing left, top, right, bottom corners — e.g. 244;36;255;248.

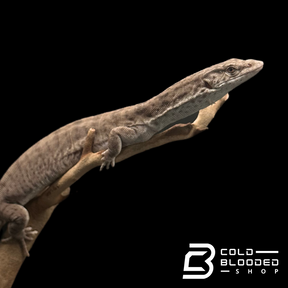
226;66;237;74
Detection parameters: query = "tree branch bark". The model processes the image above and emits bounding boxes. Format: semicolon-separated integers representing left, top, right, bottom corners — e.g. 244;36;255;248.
0;94;228;288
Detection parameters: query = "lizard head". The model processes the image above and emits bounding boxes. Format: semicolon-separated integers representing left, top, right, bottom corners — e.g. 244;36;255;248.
202;58;263;93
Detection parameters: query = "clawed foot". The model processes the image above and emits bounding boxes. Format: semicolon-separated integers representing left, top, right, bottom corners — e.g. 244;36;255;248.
1;227;38;257
100;150;116;171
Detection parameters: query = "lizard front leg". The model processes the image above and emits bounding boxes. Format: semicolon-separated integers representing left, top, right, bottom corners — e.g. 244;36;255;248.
100;125;150;171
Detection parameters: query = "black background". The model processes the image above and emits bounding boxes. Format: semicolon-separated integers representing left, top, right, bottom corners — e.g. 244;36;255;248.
1;3;284;287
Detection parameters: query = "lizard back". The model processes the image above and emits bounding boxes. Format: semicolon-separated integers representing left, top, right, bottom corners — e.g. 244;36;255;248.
0;105;144;205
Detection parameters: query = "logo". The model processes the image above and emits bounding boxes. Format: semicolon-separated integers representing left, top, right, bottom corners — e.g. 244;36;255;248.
220;248;279;275
183;243;280;279
183;243;215;279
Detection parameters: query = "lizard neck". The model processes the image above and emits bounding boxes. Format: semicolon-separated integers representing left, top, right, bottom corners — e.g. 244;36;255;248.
140;75;219;131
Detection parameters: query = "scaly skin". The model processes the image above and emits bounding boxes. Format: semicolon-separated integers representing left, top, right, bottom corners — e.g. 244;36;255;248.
0;58;263;256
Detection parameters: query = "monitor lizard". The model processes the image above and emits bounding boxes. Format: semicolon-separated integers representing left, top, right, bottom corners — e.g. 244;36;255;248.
0;58;263;256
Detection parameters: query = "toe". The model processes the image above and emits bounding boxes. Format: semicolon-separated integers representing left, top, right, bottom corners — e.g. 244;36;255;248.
19;239;30;257
24;236;34;241
26;230;38;238
1;236;12;243
24;227;33;232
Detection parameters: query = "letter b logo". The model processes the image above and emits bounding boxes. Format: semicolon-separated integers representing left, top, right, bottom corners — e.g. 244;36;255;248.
183;243;215;279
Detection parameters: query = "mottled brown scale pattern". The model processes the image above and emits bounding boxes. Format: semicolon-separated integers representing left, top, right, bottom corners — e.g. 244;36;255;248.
0;59;264;256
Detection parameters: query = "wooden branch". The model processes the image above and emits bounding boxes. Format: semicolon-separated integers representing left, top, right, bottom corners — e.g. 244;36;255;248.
0;94;228;288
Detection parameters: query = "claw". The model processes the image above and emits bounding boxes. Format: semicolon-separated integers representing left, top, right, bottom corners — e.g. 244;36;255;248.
100;150;116;171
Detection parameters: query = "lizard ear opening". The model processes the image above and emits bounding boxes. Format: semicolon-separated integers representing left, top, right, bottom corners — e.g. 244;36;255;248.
203;78;213;89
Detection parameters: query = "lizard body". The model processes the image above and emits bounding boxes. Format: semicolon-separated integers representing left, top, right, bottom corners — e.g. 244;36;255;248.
0;58;263;256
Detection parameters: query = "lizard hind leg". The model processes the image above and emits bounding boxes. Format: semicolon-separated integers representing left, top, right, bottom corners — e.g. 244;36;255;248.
1;203;38;257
